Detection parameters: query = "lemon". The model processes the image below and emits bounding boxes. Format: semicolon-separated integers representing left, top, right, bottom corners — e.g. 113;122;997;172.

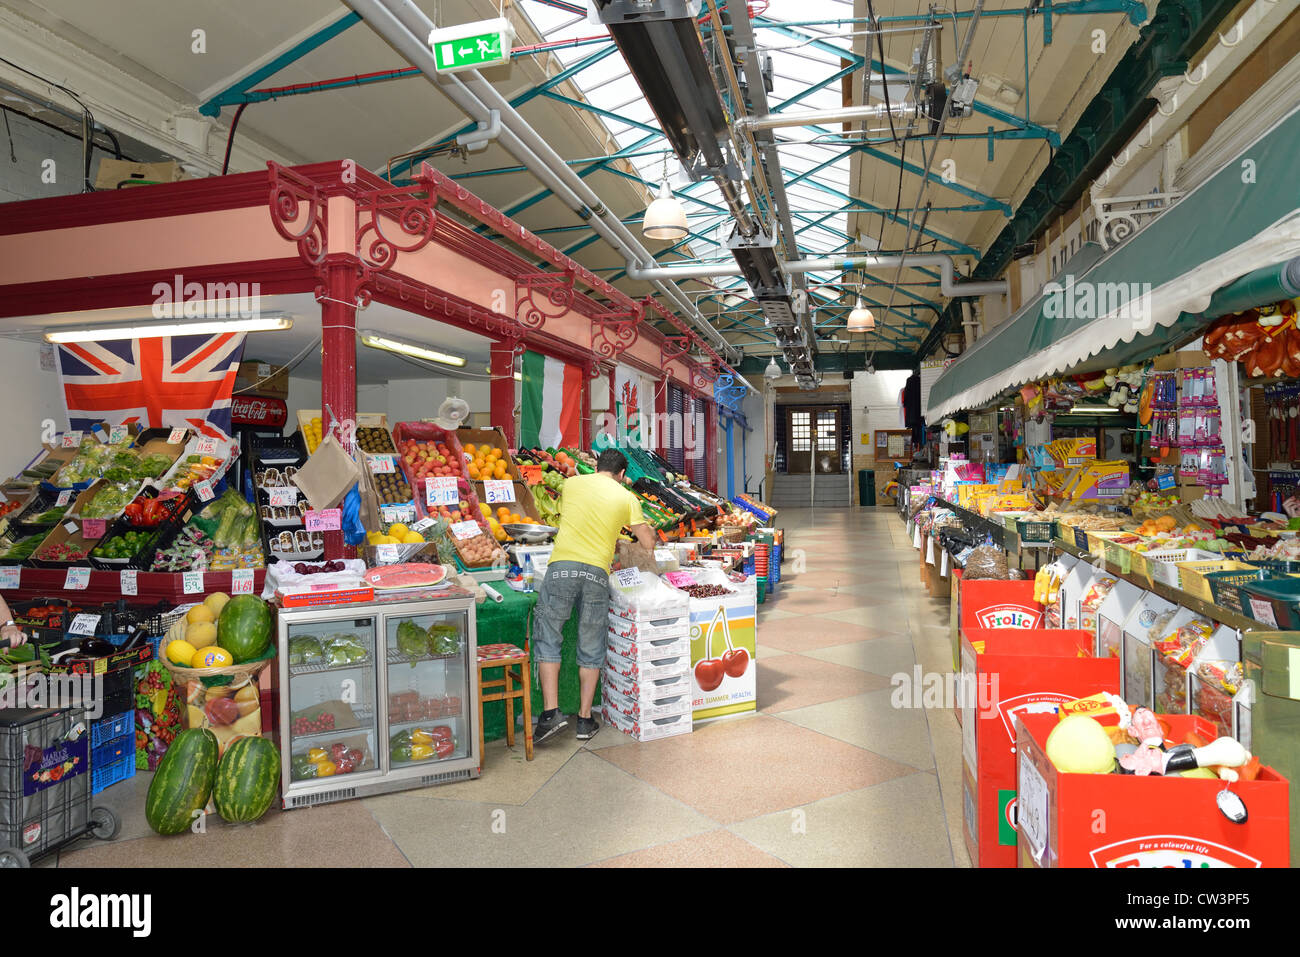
479;503;491;517
186;621;218;649
367;531;383;545
191;646;233;668
167;639;197;666
186;605;216;626
388;522;410;539
402;531;425;544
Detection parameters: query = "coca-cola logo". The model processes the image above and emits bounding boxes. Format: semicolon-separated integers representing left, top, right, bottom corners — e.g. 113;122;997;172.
231;396;287;427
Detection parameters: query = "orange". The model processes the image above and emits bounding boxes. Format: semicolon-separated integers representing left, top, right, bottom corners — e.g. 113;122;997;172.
464;444;477;455
468;466;481;480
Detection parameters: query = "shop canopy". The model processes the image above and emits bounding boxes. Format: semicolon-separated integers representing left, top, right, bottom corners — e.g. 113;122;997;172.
927;104;1300;420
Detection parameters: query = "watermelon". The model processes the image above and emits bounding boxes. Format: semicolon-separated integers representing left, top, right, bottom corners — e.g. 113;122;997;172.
213;736;281;823
145;728;218;836
217;594;273;663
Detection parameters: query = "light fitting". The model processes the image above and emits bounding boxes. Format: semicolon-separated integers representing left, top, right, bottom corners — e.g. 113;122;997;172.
360;333;466;368
846;298;875;331
45;314;293;343
763;357;781;380
642;180;688;241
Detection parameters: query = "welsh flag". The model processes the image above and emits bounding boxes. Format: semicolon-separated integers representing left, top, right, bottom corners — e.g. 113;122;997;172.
519;350;582;450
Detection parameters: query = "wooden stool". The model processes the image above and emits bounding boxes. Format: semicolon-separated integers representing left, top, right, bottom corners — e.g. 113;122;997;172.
477;643;533;765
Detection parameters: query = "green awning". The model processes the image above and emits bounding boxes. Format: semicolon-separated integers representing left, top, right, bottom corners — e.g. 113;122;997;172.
927;103;1300;419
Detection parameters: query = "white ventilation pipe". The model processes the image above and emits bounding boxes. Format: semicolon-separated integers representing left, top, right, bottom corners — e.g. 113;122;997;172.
736;103;914;133
626;253;1009;297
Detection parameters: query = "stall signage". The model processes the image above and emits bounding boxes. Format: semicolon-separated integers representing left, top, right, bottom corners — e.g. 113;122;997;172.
82;519;107;540
1017;750;1049;860
368;455;396;474
483;479;515;503
232;568;254;595
195;437;220;457
61;431;83;449
449;520;481;541
195;480;214;503
429;18;514;74
304;509;342;532
380;504;416;524
375;544;400;563
64;567;90;591
230;396;288;428
56;490;72;507
426;476;458;507
68;613;101;637
613;567;644;589
120;569;137;596
0;566;19;590
182;570;204;594
108;425;129;445
167;428;187;444
267;487;297;507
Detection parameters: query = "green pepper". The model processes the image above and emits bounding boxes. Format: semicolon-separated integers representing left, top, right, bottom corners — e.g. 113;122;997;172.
390;743;412;764
291;755;318;780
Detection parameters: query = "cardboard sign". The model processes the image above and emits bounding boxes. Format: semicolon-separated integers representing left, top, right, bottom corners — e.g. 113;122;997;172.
64;567;90;591
82;519;107;540
426;476;458;507
182;570;204;594
61;431;83;449
0;566;20;590
108;424;129;445
368;455;396;474
304;509;342;532
232;568;255;595
267;486;297;507
167;427;187;444
483;479;515;503
68;613;100;637
613;567;644;588
449;520;481;541
56;490;73;507
120;569;137;596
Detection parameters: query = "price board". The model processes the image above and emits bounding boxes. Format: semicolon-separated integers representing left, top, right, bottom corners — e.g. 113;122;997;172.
267;486;298;507
232;568;255;595
195;437;220;456
108;424;129;445
368;455;396;474
483;479;515;504
613;567;644;588
449;520;481;541
182;570;204;594
64;567;90;591
68;613;101;636
61;431;83;449
120;569;137;596
304;509;342;532
167;427;187;444
82;519;106;540
0;566;20;590
56;490;73;507
195;480;214;503
426;476;458;507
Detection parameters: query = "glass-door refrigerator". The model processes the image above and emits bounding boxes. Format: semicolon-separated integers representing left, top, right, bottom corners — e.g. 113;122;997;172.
277;590;479;809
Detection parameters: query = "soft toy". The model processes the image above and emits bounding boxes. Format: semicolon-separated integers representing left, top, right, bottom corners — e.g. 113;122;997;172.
1104;364;1144;413
1045;715;1117;774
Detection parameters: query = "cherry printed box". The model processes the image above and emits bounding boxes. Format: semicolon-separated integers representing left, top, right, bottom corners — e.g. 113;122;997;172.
682;572;757;722
960;628;1120;869
1015;713;1289;868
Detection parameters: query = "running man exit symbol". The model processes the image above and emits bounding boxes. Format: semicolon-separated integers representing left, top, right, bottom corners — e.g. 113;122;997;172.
429;18;514;73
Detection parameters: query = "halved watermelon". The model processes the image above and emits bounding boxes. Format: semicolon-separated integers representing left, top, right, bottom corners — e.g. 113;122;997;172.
363;562;448;590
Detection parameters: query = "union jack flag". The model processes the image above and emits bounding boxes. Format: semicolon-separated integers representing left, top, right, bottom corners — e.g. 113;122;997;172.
57;334;247;438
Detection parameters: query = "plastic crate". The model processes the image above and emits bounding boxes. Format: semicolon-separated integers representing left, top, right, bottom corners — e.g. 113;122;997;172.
1142;548;1222;589
1206;568;1266;615
90;710;133;748
0;707;92;860
756;577;766;604
1016;517;1056;544
91;741;135;795
1177;560;1256;603
1240;577;1300;629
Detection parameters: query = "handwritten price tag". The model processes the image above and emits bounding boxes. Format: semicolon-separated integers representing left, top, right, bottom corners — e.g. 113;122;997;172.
64;566;90;591
61;431;83;449
483;479;515;504
0;566;20;590
613;567;644;588
195;480;214;503
120;569;137;596
68;613;101;636
267;486;297;507
108;424;129;445
182;570;204;594
167;427;187;444
450;520;481;541
82;519;106;539
368;455;396;474
56;490;72;507
195;437;219;456
379;504;415;524
232;568;255;595
304;509;342;532
375;544;400;563
426;476;458;507
63;521;78;535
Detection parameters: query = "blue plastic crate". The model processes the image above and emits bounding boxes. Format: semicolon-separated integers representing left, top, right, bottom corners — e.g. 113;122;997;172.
91;749;135;794
90;710;133;747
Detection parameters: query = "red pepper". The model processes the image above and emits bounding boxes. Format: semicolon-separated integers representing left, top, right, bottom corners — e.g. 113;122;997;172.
434;739;455;759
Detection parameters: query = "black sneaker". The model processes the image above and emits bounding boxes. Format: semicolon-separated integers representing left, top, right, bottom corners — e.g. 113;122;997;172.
576;715;600;741
533;710;568;745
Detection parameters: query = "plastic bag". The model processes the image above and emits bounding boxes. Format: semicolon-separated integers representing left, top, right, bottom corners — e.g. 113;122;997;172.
961;545;1008;580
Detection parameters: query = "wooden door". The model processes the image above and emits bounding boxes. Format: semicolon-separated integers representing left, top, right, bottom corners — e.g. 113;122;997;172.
785;407;813;473
815;407;842;473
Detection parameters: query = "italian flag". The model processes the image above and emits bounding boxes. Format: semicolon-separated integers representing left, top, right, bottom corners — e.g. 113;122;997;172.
519;350;582;450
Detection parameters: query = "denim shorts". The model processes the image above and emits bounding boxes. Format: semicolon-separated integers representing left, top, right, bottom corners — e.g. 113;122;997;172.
534;560;609;669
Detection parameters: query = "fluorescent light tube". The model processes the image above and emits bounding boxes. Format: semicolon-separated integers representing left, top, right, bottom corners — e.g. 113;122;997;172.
46;315;293;343
360;333;466;368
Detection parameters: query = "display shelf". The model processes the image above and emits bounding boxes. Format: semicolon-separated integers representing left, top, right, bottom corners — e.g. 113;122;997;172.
385;647;462;666
931;496;1006;548
289;708;375;743
287;657;374;678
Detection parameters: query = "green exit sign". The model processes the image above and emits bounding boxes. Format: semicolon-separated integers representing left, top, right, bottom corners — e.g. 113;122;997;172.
428;18;515;74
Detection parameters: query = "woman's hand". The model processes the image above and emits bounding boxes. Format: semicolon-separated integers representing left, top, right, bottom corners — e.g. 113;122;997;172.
0;623;26;647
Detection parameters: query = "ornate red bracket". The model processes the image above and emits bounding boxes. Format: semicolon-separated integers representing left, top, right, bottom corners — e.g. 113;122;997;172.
661;336;692;364
354;181;437;278
515;269;576;330
591;303;642;360
268;162;327;268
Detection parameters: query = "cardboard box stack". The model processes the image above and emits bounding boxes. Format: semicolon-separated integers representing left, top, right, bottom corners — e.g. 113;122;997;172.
603;569;694;741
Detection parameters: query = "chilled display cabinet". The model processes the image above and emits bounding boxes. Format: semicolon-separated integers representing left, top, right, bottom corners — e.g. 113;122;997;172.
276;591;479;808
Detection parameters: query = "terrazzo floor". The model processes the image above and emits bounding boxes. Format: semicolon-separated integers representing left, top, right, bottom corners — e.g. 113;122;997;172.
56;506;971;868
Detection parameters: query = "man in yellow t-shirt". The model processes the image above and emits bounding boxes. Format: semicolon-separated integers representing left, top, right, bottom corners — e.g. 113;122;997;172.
533;448;656;743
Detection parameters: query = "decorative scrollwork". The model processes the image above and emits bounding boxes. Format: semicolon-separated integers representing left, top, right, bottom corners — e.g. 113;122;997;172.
591;306;642;360
515;270;575;330
355;185;437;273
691;361;719;392
268;162;327;267
661;336;692;364
589;360;611;381
1091;191;1183;250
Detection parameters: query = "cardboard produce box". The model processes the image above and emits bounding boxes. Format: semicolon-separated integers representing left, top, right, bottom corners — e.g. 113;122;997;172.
93;158;188;190
234;361;290;399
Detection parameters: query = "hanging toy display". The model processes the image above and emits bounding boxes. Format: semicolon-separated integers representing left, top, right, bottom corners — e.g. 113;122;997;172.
1203;298;1299;377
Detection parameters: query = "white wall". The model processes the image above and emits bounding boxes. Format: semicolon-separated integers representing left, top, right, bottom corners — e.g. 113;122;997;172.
285;376;491;434
740;388;766;496
0;340;71;481
852;370;911;459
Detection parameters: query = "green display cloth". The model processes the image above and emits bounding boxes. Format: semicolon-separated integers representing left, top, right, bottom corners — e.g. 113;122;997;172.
476;586;601;742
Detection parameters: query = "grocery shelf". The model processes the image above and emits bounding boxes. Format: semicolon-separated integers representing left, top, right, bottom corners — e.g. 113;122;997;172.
385;647;462;667
931;496;1006;549
288;656;374;677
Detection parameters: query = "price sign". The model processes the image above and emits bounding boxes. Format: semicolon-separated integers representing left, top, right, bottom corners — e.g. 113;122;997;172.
64;566;90;591
68;613;101;637
449;520;481;541
267;486;297;507
0;566;20;590
426;476;458;507
304;509;342;532
379;504;415;525
375;544;400;564
483;479;515;504
663;570;695;588
195;437;219;456
368;455;396;474
613;567;644;588
232;568;255;595
195;480;215;503
61;431;83;449
182;570;204;594
82;519;106;540
167;427;187;444
120;569;137;596
56;490;72;507
257;362;271;379
108;425;129;445
411;517;436;533
63;521;78;535
1249;598;1279;627
1017;750;1049;860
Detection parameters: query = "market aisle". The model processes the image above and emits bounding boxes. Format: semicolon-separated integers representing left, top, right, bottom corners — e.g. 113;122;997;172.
58;507;968;868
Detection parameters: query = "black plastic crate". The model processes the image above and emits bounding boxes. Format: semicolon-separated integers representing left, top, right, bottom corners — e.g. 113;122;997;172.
8;489;62;538
87;514;174;571
11;598;71;633
249;430;306;467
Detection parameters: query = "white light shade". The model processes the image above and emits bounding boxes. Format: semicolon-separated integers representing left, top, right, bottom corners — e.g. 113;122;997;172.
642;180;688;241
45;315;292;343
360;333;466;367
846;298;874;331
763;357;781;379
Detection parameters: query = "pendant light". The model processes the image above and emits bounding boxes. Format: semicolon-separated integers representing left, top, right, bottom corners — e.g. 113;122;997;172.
846;297;874;331
763;356;781;380
642;153;687;241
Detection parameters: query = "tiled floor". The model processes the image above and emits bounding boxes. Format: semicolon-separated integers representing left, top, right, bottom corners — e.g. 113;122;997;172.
57;506;970;868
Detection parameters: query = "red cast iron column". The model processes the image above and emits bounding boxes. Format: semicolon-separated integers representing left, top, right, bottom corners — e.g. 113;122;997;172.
320;262;359;559
490;341;516;447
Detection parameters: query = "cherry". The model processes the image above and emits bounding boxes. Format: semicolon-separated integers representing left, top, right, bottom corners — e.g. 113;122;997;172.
695;658;726;692
722;648;749;678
